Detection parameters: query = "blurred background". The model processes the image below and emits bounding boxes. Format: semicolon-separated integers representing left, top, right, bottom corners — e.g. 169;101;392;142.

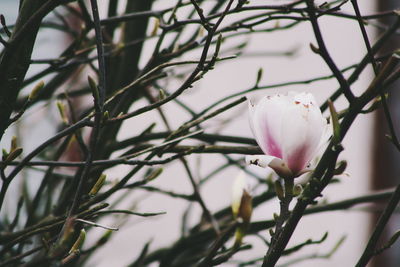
1;0;399;266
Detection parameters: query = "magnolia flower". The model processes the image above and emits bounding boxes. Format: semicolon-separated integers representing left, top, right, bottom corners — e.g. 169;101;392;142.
246;92;328;178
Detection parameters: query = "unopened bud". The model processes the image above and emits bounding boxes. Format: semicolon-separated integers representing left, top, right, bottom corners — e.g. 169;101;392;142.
232;171;251;219
145;168;163;182
238;190;253;225
158;89;166;101
29;81;45;100
56;101;69;125
151;18;160;36
234;227;245;248
310;43;320;54
334;160;347;175
5;148;23;163
328;100;340;144
197;25;205;37
255;68;263;86
88;76;99;102
103;111;109;121
231;171;253;246
11;136;17;152
293;184;303;196
68;229;86;254
2;149;9;160
89;174;106;196
269;228;275;236
215;34;223;55
97;230;113;245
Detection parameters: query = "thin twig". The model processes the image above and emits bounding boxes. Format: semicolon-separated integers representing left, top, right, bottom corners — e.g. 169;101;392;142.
75;218;118;231
305;0;354;103
351;0;400;151
321;16;400;111
67;0;106;217
94;209;166;217
0;118;91;212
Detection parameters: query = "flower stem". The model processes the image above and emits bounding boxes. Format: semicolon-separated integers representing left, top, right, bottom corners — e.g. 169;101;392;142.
265;178;294;264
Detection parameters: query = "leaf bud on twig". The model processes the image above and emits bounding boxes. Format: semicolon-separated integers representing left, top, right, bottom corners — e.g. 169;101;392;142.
145;168;163;182
56;101;69;125
2;149;8;161
159;89;166;100
255;68;263;87
10;136;17;152
5;148;23;164
88;75;100;104
293;184;303;196
69;229;86;254
28;80;45;101
334;160;347;175
328;99;341;145
89;174;107;196
309;42;320;54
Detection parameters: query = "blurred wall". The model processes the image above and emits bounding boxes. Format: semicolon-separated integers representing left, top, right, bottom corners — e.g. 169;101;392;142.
372;0;400;266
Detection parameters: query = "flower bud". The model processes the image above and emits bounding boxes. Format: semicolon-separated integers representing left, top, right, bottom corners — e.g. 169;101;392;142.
231;171;252;221
231;171;253;246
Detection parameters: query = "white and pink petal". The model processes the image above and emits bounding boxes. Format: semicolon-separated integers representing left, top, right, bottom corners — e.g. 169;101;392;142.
247;91;327;178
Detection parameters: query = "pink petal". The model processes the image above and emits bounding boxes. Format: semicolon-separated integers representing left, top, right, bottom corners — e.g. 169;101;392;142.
248;95;286;158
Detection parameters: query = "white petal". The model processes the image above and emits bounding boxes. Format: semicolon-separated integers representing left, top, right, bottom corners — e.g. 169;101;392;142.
315;116;332;154
245;155;293;178
246;154;276;168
